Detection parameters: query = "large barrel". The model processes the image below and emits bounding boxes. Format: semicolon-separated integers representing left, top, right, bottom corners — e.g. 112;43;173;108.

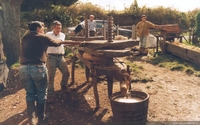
110;91;149;125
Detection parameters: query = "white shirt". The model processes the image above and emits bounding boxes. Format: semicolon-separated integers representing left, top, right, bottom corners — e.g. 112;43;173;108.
80;20;96;31
88;20;96;31
46;31;65;54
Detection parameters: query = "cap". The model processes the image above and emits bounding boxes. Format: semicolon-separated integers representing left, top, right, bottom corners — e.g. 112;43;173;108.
141;14;147;18
90;15;95;18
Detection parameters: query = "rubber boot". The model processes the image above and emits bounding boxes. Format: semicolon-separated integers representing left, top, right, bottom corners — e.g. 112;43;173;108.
139;48;148;55
37;102;46;124
26;101;36;125
143;48;148;55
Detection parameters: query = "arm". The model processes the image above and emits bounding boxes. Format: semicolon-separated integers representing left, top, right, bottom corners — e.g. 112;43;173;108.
135;22;141;36
43;34;62;46
147;21;156;28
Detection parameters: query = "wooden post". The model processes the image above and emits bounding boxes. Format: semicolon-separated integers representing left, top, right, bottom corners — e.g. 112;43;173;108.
189;27;192;44
156;36;159;54
107;76;113;98
85;67;90;82
106;57;113;98
161;33;167;54
127;65;131;91
71;53;78;84
180;36;183;43
85;19;89;38
116;25;119;36
92;76;100;109
103;24;107;40
0;33;3;60
107;16;113;42
132;25;136;39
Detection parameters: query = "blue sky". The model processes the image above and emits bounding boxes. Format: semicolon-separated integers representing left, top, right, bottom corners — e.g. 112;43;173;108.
79;0;200;12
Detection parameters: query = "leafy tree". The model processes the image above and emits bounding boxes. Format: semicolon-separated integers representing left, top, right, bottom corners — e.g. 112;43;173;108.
0;0;77;67
21;6;72;28
67;2;107;24
131;0;139;13
195;11;200;39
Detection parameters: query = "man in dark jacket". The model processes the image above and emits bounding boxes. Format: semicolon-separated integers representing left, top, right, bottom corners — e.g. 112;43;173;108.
19;21;62;125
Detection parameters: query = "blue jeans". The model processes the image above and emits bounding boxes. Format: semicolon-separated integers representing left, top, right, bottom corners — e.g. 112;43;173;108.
19;64;48;103
139;36;147;48
46;55;69;93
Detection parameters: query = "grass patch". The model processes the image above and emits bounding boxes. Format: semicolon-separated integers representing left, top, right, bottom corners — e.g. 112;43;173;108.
141;78;149;83
170;65;185;71
150;54;200;76
66;53;74;58
195;72;200;77
125;60;143;73
185;68;194;75
11;62;20;69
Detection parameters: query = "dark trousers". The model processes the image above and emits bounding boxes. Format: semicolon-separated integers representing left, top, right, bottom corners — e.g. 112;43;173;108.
89;31;96;36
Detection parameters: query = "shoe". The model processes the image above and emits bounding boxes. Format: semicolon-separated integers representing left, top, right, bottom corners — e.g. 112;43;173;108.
61;85;67;90
48;89;54;95
26;101;37;125
37;102;47;124
132;51;140;56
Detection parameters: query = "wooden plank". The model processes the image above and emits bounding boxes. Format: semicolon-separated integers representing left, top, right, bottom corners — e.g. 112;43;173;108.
78;47;131;57
97;49;131;57
71;54;78;84
166;42;200;65
62;40;82;45
79;40;139;49
78;47;100;56
76;53;92;69
70;36;104;41
156;24;180;33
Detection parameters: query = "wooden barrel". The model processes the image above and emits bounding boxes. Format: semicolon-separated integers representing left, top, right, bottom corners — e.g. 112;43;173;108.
110;91;149;125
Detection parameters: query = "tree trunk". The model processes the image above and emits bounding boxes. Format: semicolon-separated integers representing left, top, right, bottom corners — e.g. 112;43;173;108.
0;0;23;67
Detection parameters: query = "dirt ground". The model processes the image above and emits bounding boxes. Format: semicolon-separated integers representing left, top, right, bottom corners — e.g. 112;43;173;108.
0;55;200;125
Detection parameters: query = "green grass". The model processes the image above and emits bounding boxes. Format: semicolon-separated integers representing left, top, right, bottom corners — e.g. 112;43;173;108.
11;62;20;69
125;60;143;73
150;54;200;76
141;77;150;83
195;72;200;77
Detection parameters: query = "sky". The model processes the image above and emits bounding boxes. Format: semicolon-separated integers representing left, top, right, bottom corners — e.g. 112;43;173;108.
79;0;200;12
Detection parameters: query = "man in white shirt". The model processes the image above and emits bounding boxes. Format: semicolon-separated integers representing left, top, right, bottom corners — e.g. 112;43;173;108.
78;15;96;36
88;15;96;36
46;21;70;95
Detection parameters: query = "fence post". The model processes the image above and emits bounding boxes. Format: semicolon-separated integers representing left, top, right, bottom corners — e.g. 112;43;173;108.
189;27;192;44
132;25;136;39
103;24;107;40
116;25;119;36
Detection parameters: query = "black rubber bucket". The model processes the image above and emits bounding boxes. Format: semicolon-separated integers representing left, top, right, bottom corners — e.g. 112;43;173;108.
110;91;149;125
